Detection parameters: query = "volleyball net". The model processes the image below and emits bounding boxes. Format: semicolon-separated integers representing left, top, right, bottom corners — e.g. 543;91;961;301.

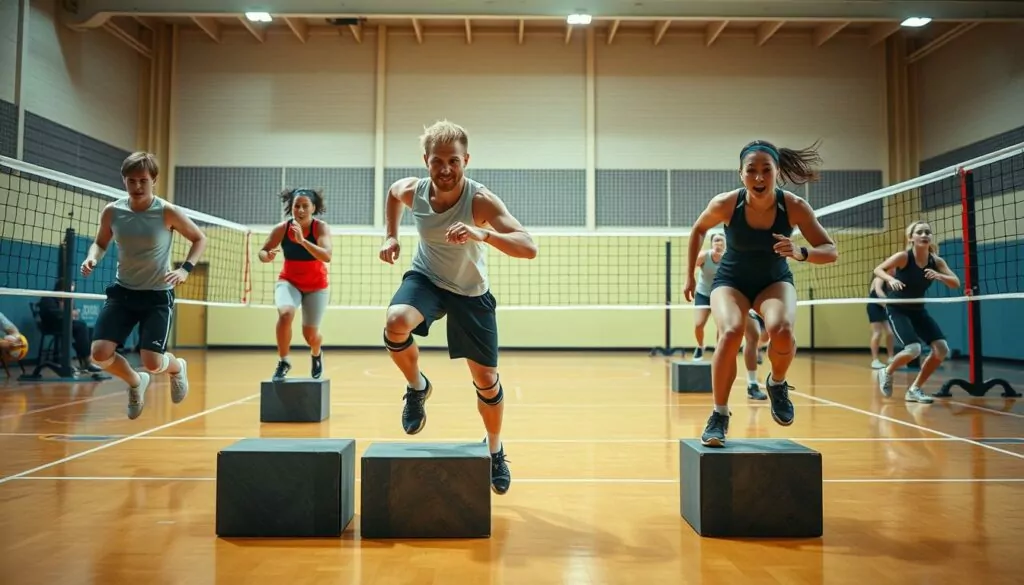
1;142;1021;389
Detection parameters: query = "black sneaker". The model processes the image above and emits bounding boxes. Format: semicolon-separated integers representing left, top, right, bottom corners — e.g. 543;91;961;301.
765;375;795;426
700;411;730;447
401;375;432;434
272;359;291;382
490;446;511;495
692;347;704;361
311;353;323;379
747;383;767;400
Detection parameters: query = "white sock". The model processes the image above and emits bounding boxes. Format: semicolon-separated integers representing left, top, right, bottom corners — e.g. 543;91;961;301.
747;371;758;385
280;355;290;364
769;373;784;386
411;372;427;391
487;433;502;454
714;404;729;416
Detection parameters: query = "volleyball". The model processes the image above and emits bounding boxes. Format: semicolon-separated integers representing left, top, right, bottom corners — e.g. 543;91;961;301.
3;334;28;361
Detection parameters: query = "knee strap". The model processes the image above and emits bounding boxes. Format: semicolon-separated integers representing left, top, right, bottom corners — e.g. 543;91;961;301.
474;375;503;405
904;342;923;358
383;330;414;352
145;352;171;374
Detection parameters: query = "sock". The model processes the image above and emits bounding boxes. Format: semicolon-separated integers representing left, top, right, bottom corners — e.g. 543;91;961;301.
312;349;321;357
909;384;920;393
769;373;784;386
747;371;758;385
411;372;427;391
280;355;290;364
487;433;502;454
714;404;729;416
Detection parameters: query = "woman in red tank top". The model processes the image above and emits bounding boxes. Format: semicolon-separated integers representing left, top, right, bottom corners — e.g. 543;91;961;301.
257;188;333;382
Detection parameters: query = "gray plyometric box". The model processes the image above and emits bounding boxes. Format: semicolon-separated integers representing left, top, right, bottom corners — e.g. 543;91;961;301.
260;378;330;422
670;360;712;393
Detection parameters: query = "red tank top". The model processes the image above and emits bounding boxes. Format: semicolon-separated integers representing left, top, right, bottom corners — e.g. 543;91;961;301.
278;219;329;292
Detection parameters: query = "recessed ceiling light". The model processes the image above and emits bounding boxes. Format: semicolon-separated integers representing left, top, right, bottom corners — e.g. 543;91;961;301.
567;14;592;25
245;12;272;23
900;17;931;27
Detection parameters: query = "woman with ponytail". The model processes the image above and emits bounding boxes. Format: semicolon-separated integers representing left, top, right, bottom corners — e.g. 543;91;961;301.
872;220;960;403
683;140;838;447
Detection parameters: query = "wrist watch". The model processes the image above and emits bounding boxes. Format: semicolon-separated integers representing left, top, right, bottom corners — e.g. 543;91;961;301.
796;247;808;262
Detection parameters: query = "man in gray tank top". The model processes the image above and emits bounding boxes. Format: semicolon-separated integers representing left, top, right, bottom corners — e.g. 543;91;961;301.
379;120;538;496
81;152;208;420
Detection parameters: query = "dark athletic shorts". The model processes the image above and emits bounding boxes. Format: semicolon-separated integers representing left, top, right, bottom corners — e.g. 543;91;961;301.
93;283;175;354
866;290;887;323
886;304;944;348
389;270;499;368
694;292;711;307
712;266;795;307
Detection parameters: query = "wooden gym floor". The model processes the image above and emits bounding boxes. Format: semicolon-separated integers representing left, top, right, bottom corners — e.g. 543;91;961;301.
0;348;1022;585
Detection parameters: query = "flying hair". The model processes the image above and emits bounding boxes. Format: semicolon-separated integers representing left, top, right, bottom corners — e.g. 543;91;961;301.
740;139;823;186
280;188;326;217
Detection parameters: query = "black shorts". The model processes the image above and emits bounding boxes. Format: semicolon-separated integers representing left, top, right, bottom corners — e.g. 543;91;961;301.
886;305;944;347
93;284;175;354
694;292;711;307
389;270;499;368
866;291;887;323
712;267;795;307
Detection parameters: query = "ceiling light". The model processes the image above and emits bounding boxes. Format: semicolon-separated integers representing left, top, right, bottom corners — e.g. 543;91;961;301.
245;11;272;23
567;13;592;25
900;17;931;27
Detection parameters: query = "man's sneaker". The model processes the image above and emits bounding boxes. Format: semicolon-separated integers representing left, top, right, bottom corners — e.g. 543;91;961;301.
876;367;893;397
127;372;151;420
692;347;704;361
765;375;795;426
170;358;189;404
747;382;767;400
870;359;886;369
700;411;730;447
485;439;512;495
905;387;934;404
272;359;290;382
311;353;323;379
401;374;432;434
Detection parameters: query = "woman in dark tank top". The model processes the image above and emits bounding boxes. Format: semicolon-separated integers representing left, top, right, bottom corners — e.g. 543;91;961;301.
872;220;961;403
683;139;839;448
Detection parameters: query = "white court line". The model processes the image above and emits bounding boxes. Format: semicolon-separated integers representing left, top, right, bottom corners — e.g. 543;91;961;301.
235;401;835;408
0;392;123;420
793;391;1024;461
946;402;1024;419
7;476;1024;485
0;392;259;485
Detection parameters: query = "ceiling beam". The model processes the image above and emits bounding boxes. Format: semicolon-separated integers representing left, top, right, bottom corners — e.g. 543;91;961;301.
813;21;848;47
283;17;308;42
607;19;620;45
756;21;785;46
564;23;573;45
239;17;266;42
191;16;220;43
103;19;151;58
133;15;157;31
653;20;671;46
705;20;728;47
412;18;423;43
517;19;524;44
867;22;902;46
464;18;472;44
348;22;363;43
907;22;979;63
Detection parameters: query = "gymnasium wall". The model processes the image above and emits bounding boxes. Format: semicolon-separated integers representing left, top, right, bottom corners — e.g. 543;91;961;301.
176;26;889;350
912;23;1024;360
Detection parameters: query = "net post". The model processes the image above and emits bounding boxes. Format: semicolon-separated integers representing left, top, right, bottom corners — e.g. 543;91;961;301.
935;169;1020;398
56;228;76;377
649;239;684;357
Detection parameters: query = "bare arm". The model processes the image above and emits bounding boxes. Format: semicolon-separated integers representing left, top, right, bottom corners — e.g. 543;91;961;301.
930;256;961;289
874;251;908;290
166;204;208;267
86;205;115;265
385;177;418;240
688;192;735;282
469;191;538;259
298;221;332;262
258;222;287;262
870;276;887;298
786;194;838;264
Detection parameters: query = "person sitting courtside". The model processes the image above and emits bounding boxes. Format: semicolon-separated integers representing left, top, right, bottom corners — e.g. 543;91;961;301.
39;279;102;374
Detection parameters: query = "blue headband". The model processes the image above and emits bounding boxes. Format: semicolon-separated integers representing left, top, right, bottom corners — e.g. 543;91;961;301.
740;144;779;163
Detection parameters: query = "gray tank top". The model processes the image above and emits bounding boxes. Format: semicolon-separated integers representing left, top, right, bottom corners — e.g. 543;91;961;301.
409;177;489;297
109;196;173;291
695;249;720;296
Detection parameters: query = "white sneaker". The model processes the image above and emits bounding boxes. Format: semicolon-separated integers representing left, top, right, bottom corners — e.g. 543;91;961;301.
170;358;189;404
905;387;934;404
871;359;886;369
127;372;151;420
876;367;893;398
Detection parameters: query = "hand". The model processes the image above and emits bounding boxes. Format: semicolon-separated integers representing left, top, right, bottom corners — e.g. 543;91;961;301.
164;268;189;287
379;237;401;264
887;277;905;291
683;276;696;303
923;269;942;281
80;258;97;277
772;234;802;259
260;248;279;262
289;223;305;244
446;222;486;244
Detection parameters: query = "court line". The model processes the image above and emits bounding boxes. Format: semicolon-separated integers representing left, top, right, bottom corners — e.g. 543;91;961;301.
234;401;836;408
0;392;123;420
793;391;1024;461
0;392;259;485
945;402;1024;419
7;475;1023;485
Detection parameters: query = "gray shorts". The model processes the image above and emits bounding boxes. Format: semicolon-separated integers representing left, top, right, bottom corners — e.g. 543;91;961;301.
274;281;329;328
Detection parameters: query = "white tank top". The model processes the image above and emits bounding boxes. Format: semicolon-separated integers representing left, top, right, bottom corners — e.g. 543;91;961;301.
695;249;720;296
409;177;489;297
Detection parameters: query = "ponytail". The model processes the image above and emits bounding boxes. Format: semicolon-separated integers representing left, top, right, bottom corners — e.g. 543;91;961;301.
740;139;823;186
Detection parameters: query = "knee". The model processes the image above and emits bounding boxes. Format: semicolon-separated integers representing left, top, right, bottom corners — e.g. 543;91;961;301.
302;327;320;342
277;308;295;322
717;324;746;347
141;351;171;374
474;370;502;404
90;342;115;365
903;342;923;358
931;340;949;361
385;306;417;335
766;319;794;341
